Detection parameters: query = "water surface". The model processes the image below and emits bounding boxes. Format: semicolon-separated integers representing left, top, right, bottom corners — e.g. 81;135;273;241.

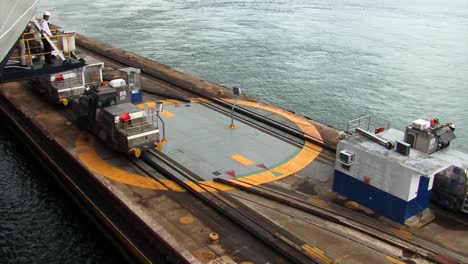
0;130;123;263
39;0;467;150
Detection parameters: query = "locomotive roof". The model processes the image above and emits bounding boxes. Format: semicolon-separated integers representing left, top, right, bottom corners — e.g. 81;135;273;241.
103;102;141;115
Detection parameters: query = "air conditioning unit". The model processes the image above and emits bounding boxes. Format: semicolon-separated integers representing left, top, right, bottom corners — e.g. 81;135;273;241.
339;150;355;165
412;119;430;131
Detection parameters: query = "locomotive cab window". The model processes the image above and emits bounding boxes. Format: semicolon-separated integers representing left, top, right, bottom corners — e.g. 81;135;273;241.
98;95;117;108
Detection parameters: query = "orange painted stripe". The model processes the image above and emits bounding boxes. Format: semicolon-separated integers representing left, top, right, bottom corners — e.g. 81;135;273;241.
75;132;183;191
230;154;255;166
385;256;406;264
160;110;174;118
389;228;413;240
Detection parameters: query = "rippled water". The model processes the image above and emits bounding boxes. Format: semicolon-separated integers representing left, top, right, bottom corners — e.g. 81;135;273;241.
1;0;467;262
40;0;468;151
0;131;122;263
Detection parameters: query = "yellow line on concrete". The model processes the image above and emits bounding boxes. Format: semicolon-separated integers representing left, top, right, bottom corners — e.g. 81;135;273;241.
230;154;255;166
189;98;211;103
75;132;183;191
160;110;175;118
135;100;185;110
307;198;329;208
225;99;324;142
301;244;334;264
388;228;413;240
233;140;321;185
385;256;406;264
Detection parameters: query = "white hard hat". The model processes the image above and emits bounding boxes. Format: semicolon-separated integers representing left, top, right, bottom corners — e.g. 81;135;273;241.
43;11;50;16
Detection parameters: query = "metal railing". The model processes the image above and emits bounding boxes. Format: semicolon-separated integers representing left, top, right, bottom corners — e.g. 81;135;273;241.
11;28;76;66
346;115;390;134
118;111;159;137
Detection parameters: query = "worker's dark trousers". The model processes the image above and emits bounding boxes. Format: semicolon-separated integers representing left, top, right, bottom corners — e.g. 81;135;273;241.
42;37;53;64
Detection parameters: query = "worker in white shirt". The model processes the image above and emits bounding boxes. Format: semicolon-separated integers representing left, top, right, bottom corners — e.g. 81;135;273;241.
40;11;53;64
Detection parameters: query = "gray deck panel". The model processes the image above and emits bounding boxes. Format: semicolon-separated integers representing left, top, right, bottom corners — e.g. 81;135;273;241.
160;102;301;180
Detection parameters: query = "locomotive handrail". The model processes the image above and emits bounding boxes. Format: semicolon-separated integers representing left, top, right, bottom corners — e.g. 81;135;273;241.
117;111;159;136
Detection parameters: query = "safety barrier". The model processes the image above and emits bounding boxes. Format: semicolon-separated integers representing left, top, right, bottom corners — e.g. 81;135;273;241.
346;115;390;134
11;28;76;66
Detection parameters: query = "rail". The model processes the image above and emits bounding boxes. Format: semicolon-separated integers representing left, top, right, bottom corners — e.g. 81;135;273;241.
213;177;467;263
346;115;390;134
141;150;320;264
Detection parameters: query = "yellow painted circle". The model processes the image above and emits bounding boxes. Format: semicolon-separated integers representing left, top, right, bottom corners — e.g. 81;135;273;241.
75;99;323;191
179;216;194;225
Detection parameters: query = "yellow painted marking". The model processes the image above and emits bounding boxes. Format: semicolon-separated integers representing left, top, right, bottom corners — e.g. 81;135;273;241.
385;256;406;264
190;97;211;103
76;132;184;191
344;201;360;209
135;99;185;110
225;99;324;141
160;110;175;118
301;244;333;264
230;154;255;166
136;102;154;109
303;244;324;255
179;216;194;225
226;140;320;187
389;228;413;240
307;198;329;208
76;98;324;191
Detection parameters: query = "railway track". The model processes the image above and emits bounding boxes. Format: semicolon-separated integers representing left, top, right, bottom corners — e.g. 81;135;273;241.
75;42;467;263
136;149;463;264
215;178;467;264
140;150;320;264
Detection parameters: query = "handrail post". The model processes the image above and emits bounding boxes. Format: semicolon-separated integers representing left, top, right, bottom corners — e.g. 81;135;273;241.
229;87;242;128
25;38;33;65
